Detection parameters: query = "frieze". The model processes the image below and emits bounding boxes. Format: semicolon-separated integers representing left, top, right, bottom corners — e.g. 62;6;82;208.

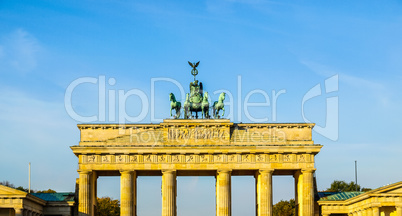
269;154;280;163
116;155;126;163
283;154;294;162
167;127;229;141
297;154;309;162
242;154;253;163
172;155;181;163
185;155;195;163
102;155;110;163
87;155;96;163
158;155;167;163
130;155;138;163
144;155;154;163
256;154;266;163
214;154;224;163
228;154;238;163
82;153;314;165
200;154;210;163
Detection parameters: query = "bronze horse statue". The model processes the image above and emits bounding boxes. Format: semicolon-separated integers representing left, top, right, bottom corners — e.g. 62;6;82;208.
212;92;225;118
169;93;181;118
202;92;210;119
183;93;190;119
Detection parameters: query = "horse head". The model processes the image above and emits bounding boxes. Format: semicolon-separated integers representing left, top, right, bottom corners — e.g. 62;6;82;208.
203;92;209;102
219;92;226;102
169;93;175;102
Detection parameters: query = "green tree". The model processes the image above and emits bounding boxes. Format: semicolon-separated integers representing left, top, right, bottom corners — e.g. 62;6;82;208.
0;181;15;188
36;189;56;193
273;199;295;216
16;186;30;192
327;180;371;192
0;181;59;193
97;197;120;216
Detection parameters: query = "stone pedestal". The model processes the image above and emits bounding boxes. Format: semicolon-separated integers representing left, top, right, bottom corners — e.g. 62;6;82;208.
256;169;274;216
216;170;231;216
162;170;177;216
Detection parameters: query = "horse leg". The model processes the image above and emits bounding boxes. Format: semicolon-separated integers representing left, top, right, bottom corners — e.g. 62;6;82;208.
170;107;172;116
222;107;225;117
178;107;181;118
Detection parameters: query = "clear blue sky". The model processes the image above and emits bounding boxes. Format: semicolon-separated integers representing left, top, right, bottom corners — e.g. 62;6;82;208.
1;1;402;215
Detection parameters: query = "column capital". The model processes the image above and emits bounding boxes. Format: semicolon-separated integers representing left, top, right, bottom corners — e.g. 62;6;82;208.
14;208;23;213
120;170;135;175
217;169;232;173
370;203;381;208
78;170;92;175
258;169;274;174
162;169;176;174
301;168;316;173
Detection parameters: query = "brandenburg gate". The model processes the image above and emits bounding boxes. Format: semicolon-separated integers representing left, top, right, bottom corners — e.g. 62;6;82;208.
71;120;321;216
70;62;322;216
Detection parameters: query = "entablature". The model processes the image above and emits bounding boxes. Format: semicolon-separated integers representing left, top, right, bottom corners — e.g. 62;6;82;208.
77;120;316;146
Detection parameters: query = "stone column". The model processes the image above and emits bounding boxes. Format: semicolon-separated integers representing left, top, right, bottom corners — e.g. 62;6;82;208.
294;171;300;216
366;208;373;216
162;170;177;216
216;169;231;216
372;207;380;216
121;170;136;216
14;208;23;216
90;171;98;216
256;169;274;216
78;170;91;216
396;206;402;216
300;169;315;216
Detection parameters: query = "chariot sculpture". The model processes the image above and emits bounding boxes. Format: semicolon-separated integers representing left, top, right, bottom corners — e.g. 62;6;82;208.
169;61;225;119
